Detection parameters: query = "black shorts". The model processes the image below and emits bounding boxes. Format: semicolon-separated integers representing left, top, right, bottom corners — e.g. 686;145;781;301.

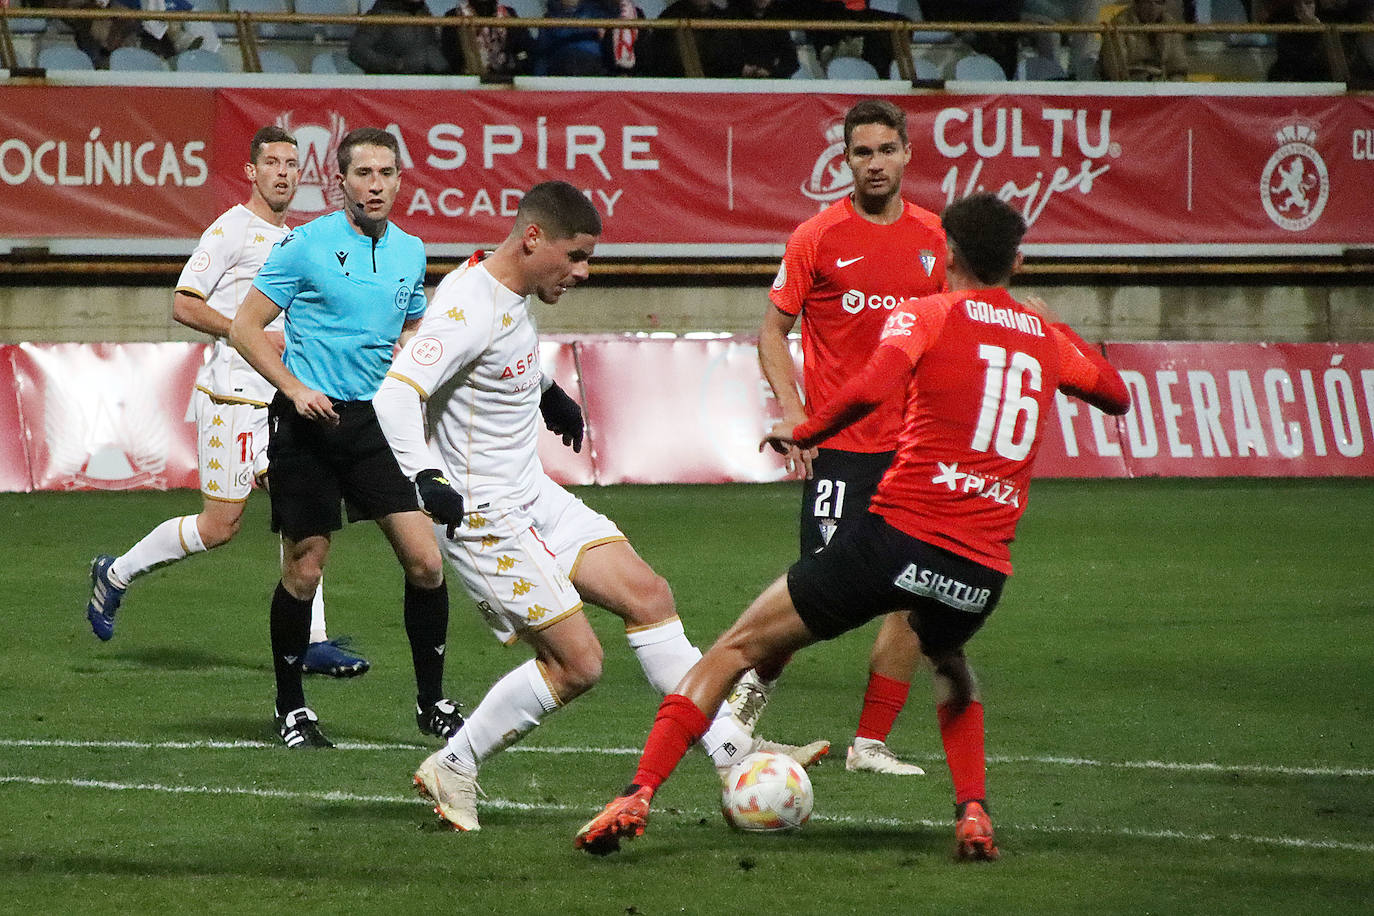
266;392;419;541
799;448;896;556
787;511;1006;658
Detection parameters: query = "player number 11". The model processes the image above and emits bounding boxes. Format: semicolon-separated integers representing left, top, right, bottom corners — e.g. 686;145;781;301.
971;344;1041;461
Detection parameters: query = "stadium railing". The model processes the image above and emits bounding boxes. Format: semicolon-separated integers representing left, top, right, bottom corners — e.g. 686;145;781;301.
2;6;1372;82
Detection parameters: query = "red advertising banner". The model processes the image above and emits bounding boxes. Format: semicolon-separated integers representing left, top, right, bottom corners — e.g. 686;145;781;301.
1102;342;1374;477
13;343;204;491
3;340;1370;493
0;86;216;240
0;347;35;492
3;86;1371;254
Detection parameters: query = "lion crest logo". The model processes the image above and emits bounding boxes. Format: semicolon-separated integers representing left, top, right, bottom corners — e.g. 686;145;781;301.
1260;122;1329;232
800;123;853;205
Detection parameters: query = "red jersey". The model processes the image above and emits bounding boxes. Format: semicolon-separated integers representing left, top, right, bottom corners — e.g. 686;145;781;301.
770;197;947;453
794;288;1130;574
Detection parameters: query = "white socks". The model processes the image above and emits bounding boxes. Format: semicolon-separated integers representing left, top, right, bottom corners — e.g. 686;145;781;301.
110;515;206;587
441;659;561;775
625;617;757;771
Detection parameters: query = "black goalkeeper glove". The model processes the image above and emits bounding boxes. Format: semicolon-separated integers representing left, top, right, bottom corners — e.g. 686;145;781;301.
540;381;584;453
415;469;465;539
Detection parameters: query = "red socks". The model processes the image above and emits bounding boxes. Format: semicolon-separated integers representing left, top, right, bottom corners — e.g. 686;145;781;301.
937;700;986;805
631;694;711;791
854;671;910;741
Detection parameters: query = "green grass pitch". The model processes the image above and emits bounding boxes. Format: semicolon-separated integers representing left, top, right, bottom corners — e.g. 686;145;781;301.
1;479;1371;913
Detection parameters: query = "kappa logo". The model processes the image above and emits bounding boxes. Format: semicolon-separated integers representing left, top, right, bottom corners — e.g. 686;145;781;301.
276;110;349;217
800;123;852;205
1260;122;1329;232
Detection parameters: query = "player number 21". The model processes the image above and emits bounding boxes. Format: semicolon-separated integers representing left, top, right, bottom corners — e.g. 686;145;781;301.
971;344;1041;461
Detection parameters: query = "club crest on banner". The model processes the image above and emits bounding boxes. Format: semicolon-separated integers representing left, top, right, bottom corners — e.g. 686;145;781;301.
277;110;348;217
1260;121;1329;232
800;123;852;206
43;366;170;491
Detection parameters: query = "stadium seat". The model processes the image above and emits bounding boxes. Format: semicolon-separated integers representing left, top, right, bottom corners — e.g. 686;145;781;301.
904;0;951;44
175;47;231;70
1207;0;1270;47
952;51;1007;80
826;55;880;80
888;51;940;80
296;0;359;40
311;48;364;72
189;0;236;38
634;0;666;16
5;15;49;35
229;0;313;40
505;0;543;18
37;45;95;71
256;48;301;71
1016;52;1066;80
425;0;455;13
110;46;172;71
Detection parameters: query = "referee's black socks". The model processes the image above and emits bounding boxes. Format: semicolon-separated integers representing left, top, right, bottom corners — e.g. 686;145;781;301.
404;578;450;708
270;580;312;713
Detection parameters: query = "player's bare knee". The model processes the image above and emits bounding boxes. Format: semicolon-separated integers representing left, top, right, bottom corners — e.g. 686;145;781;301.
931;651;979;708
198;514;240;549
543;645;603;699
610;571;675;628
402;554;445;589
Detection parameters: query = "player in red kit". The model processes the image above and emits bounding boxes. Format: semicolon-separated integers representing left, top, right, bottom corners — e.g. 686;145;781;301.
576;192;1131;860
730;99;947;777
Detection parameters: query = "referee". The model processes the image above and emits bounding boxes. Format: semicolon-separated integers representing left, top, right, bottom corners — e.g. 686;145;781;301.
231;127;461;749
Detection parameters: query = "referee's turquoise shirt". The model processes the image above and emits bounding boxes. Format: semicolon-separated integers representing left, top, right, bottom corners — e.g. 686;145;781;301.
253;210;427;401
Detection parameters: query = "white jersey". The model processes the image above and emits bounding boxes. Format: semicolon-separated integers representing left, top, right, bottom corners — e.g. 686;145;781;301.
386;258;544;513
177;203;288;406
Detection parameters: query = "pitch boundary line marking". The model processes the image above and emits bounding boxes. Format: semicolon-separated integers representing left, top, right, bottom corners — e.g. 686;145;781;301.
1;738;1370;779
2;774;1371;856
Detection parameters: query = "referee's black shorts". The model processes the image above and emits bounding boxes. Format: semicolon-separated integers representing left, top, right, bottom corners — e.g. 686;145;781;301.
799;448;895;556
787;511;1006;658
266;392;419;541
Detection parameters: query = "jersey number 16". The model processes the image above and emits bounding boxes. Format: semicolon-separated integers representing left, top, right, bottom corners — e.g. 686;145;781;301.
971;344;1042;461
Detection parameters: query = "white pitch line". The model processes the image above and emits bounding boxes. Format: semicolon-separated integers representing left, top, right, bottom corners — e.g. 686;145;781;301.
3;774;1371;855
2;738;1371;780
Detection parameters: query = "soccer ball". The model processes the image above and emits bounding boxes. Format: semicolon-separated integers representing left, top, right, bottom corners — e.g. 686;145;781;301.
720;751;814;832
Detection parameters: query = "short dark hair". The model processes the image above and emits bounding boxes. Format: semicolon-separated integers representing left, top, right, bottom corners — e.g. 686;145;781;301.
844;99;908;147
941;192;1027;286
337;127;400;173
516;181;602;239
250;125;296;165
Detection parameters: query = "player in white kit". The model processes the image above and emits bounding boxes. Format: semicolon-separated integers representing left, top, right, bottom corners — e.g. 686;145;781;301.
84;126;368;678
374;181;827;832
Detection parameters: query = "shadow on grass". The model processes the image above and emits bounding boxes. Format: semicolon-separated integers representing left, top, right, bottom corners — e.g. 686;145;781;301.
72;646;265;674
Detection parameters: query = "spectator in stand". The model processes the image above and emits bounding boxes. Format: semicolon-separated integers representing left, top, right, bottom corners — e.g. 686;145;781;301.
348;0;448;74
1345;0;1374;85
441;0;535;77
604;0;650;75
722;0;799;76
1112;0;1188;80
790;0;906;77
651;0;742;75
921;0;1024;78
1265;0;1337;80
39;0;138;68
534;0;609;75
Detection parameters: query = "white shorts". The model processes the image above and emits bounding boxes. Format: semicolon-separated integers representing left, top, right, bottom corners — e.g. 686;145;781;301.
194;389;269;502
440;473;625;645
